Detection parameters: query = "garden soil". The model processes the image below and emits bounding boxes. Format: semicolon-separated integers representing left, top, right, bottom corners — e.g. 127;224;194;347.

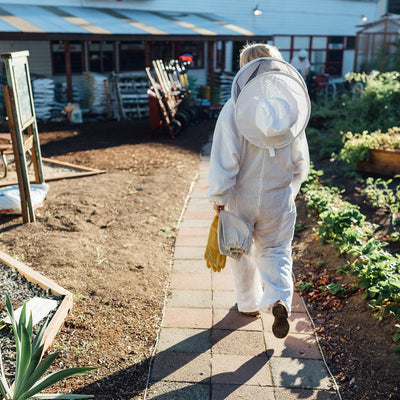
0;118;399;399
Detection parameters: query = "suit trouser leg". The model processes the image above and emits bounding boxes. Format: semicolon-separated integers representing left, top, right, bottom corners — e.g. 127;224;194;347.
229;250;263;313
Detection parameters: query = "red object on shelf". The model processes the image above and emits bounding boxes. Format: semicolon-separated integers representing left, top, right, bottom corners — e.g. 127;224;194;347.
314;75;328;91
179;53;193;63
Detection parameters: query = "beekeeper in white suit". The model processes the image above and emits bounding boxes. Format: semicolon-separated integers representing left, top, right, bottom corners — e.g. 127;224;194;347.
207;43;310;338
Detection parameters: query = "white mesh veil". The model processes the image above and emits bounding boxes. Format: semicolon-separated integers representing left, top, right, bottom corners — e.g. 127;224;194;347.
232;57;311;151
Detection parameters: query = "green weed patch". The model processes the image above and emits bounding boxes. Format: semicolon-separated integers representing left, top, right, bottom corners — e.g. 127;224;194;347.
301;166;400;358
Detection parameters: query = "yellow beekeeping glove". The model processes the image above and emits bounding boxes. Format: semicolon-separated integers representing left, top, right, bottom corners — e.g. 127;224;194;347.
204;215;226;272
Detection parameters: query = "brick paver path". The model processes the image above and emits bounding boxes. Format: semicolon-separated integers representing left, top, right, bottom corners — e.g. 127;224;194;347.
146;141;339;399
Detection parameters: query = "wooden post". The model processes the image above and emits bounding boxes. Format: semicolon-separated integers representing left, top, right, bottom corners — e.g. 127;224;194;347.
208;40;215;103
2;85;31;222
145;41;151;67
64;40;73;103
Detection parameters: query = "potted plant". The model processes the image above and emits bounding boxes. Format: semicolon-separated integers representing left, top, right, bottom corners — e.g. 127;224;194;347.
339;127;400;176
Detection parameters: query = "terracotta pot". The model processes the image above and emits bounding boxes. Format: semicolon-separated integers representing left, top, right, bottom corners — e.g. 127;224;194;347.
356;148;400;176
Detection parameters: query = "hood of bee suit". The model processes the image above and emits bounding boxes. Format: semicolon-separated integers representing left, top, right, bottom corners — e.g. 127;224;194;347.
231;57;311;153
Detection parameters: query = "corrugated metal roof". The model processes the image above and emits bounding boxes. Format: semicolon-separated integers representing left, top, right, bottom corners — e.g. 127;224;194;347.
0;5;257;36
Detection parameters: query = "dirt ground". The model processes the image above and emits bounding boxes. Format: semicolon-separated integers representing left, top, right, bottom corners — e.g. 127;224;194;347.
0;118;213;399
0;117;399;399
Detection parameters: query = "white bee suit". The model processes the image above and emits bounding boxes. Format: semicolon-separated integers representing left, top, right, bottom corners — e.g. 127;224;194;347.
207;58;311;314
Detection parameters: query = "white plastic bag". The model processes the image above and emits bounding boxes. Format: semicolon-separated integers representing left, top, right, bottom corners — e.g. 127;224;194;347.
0;183;49;214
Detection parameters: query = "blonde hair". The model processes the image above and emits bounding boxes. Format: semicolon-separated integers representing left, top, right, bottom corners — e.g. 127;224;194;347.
239;43;283;68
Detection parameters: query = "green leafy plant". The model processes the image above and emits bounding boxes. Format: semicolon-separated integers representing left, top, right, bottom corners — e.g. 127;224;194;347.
319;282;347;298
0;295;95;400
362;177;400;230
296;281;313;292
302;166;400;359
311;71;400;139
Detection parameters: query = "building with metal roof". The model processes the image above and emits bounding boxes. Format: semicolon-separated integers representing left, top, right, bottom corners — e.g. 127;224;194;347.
0;0;391;106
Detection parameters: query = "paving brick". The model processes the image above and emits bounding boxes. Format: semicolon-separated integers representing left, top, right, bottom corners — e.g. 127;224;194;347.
265;333;322;359
173;260;208;273
180;219;211;228
213;290;237;309
211;384;275;400
183;211;214;220
174;246;205;260
213;309;263;331
211;354;272;386
269;357;332;390
163;307;213;329
190;191;208;199
193;183;209;191
168;289;212;308
187;203;211;212
175;235;208;247
187;198;210;207
274;387;339;400
177;227;209;238
212;265;231;277
170;272;211;290
291;292;307;313
151;351;211;383
262;312;313;334
211;329;266;355
146;381;210;400
199;169;209;175
157;328;211;353
212;271;235;291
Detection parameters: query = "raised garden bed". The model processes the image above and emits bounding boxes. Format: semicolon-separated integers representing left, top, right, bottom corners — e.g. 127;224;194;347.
0;249;72;355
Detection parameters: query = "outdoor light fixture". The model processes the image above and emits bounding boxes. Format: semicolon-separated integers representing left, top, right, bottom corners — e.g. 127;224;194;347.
361;14;368;22
253;5;262;16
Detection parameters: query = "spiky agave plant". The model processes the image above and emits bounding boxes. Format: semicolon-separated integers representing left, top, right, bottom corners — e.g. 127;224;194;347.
0;295;95;400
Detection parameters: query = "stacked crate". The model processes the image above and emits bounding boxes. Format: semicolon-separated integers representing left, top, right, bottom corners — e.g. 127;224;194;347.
116;73;149;119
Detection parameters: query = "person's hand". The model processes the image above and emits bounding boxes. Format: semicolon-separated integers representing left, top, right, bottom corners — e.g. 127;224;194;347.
213;202;225;215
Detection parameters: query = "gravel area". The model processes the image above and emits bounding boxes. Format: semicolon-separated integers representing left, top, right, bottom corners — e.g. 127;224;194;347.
0;262;61;376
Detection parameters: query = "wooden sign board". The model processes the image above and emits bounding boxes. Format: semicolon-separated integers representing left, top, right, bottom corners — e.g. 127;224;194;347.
1;50;44;223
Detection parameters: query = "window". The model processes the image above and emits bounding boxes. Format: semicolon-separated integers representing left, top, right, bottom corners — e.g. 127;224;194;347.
388;0;400;14
294;36;310;49
280;51;291;62
88;41;114;73
274;36;291;49
312;36;327;49
329;36;344;49
175;41;204;69
52;41;83;74
345;36;356;49
311;50;326;74
151;41;173;61
120;42;145;71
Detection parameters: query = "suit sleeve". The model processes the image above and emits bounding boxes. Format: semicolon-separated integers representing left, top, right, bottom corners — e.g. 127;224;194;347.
290;130;310;196
207;100;242;205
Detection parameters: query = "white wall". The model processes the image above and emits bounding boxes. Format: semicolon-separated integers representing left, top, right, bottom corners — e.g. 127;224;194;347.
0;41;51;76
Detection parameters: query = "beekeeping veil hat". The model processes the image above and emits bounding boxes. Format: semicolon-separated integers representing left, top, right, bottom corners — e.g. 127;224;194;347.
232;57;311;155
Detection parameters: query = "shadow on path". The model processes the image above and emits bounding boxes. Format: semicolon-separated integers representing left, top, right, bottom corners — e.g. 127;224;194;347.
75;309;331;399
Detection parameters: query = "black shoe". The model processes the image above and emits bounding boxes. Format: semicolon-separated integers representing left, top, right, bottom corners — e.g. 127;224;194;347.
272;301;289;338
